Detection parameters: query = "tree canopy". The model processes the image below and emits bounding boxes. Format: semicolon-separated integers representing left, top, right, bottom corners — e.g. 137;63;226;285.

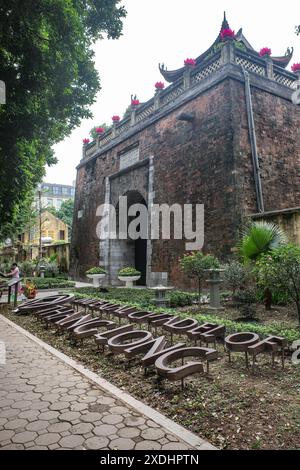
50;198;74;229
0;0;126;228
180;251;219;302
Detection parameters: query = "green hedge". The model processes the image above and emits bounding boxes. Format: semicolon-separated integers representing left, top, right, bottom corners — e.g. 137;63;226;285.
169;291;198;307
72;290;300;343
75;287;200;308
25;278;75;289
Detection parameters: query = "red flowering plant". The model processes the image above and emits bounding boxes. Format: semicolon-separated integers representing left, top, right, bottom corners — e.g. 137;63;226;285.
131;99;140;106
22;280;37;299
220;28;235;40
259;47;272;57
82;138;90;145
184;58;196;67
112;115;120;122
155;81;165;90
292;63;300;73
95;127;105;134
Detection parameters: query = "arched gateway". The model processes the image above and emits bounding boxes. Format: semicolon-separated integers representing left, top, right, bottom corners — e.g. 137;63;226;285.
112;190;148;286
98;157;154;286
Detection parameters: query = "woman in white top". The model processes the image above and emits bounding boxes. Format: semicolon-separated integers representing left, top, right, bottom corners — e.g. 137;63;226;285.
5;263;20;279
0;263;21;295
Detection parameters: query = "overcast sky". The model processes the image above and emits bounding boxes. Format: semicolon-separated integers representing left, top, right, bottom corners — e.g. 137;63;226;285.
46;0;300;186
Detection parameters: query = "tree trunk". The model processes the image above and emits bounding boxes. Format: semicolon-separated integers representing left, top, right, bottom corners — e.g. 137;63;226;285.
295;300;300;328
264;287;272;310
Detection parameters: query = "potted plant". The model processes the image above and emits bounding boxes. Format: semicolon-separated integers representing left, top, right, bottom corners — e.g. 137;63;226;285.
86;267;107;287
184;58;196;67
155;81;165;91
95;127;105;134
118;267;141;288
22;280;37;299
292;63;300;77
131;98;140;107
259;47;272;58
220;28;235;41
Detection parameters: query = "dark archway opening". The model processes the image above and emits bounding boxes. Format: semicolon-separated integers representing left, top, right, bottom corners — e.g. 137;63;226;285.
114;190;147;286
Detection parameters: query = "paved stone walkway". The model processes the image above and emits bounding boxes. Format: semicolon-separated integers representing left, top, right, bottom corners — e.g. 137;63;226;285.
0;317;200;451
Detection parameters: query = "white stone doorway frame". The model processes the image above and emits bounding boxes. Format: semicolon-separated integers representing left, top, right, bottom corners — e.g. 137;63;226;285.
99;156;154;286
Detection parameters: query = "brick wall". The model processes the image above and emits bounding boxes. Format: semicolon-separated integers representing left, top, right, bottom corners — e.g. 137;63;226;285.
71;75;300;288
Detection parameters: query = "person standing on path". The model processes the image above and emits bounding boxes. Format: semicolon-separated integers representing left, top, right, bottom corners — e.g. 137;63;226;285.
0;262;22;296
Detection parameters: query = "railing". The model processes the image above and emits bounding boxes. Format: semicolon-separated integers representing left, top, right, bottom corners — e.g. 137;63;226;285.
0;278;22;308
83;47;298;160
273;63;298;90
191;53;222;85
235;50;266;77
235;50;298;90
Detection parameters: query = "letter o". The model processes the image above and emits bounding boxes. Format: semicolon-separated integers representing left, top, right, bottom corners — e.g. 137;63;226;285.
107;330;153;354
225;332;259;352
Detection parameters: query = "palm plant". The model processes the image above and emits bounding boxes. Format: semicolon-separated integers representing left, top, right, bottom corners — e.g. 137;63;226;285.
238;221;287;261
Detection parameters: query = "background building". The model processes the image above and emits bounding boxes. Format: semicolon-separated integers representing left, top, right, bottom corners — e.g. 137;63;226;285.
19;211;70;270
35;182;75;211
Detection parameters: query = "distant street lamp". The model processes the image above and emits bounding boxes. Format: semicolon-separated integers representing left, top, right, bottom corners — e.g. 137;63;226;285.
39;264;46;279
37;183;43;261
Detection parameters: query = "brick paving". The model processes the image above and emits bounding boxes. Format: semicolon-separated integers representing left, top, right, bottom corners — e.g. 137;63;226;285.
0;316;201;450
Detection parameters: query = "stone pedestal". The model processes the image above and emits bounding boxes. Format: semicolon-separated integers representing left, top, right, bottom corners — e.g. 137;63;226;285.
154;89;162;110
220;40;235;65
205;269;225;310
183;66;192;89
130;108;136;126
265;58;274;79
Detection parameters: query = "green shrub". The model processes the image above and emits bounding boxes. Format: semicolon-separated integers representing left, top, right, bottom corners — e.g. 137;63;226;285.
25;278;75;289
180;251;219;302
238;221;287;261
71;288;300;343
169;291;197;307
19;260;35;277
118;267;141;277
256;287;291;306
233;288;257;320
255;245;300;325
86;267;106;275
223;261;252;295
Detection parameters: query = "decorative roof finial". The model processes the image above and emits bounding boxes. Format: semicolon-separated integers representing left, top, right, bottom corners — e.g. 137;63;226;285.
221;11;230;32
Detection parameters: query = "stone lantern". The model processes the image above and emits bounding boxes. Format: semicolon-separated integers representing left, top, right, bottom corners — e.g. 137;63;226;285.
205;268;225;310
